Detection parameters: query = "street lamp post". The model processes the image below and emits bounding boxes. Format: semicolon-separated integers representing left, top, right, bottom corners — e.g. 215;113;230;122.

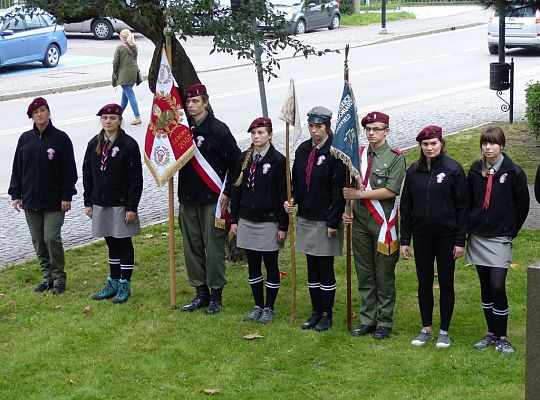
380;0;387;34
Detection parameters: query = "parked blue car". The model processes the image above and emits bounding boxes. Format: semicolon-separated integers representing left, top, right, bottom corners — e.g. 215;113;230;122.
0;7;68;68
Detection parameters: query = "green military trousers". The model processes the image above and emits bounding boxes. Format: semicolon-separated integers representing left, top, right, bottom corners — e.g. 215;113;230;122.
25;210;67;285
178;203;227;290
351;202;399;328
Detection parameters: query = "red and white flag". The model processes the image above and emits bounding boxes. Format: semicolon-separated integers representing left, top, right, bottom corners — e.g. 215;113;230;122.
144;49;194;187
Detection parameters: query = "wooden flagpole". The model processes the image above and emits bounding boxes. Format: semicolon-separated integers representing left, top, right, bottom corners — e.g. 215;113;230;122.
286;122;297;324
344;44;352;332
164;19;177;309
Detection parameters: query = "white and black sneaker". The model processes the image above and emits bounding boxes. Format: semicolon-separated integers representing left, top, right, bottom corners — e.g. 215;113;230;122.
411;328;433;346
436;332;451;348
473;334;498;350
495;339;515;355
243;306;263;322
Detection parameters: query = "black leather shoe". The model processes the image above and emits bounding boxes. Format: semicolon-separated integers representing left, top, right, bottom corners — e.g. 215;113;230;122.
301;311;321;330
206;287;223;315
373;326;392;340
51;283;65;295
181;285;210;312
351;324;376;337
315;312;332;332
34;281;52;293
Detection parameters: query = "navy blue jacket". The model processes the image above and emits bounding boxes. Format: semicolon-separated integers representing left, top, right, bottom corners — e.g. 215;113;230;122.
400;154;469;247
9;121;77;212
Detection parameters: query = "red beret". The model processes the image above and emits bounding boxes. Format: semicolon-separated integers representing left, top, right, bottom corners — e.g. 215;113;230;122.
247;117;272;132
416;125;443;142
361;111;389;128
185;84;207;99
27;97;49;118
96;103;123;117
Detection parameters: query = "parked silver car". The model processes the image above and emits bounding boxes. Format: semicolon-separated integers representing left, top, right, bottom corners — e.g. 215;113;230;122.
272;0;340;35
487;5;540;54
64;17;131;40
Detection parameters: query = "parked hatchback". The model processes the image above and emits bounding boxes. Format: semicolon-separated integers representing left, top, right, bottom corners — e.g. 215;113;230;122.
487;5;540;54
0;7;67;68
64;17;131;40
266;0;340;35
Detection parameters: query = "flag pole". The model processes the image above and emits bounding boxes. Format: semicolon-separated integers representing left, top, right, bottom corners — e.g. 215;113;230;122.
164;12;177;309
344;44;352;332
285;122;297;324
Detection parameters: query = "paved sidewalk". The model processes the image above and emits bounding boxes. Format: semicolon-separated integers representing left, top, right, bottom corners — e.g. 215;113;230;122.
1;5;539;267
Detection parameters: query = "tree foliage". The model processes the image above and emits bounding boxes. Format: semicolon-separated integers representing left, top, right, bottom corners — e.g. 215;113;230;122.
20;0;333;94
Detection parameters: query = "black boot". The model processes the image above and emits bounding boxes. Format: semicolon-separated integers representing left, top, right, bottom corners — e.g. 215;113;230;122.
206;287;223;315
315;311;333;332
181;285;210;312
301;311;322;330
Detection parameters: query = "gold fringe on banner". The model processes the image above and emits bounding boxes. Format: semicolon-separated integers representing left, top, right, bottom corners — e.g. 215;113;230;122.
330;148;360;180
377;239;399;256
144;146;195;188
214;217;226;230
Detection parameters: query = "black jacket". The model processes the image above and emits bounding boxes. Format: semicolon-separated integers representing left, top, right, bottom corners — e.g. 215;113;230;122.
291;137;346;229
467;154;529;238
9;121;77;212
82;129;143;212
177;111;240;205
400;154;469;246
230;144;289;231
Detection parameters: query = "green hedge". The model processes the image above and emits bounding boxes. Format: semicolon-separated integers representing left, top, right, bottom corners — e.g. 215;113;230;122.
525;81;540;137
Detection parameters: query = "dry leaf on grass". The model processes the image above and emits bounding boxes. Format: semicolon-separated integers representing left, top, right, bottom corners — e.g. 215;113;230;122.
203;388;222;395
243;333;263;340
161;232;169;238
142;234;154;239
53;305;62;309
511;263;519;270
83;306;91;314
279;271;288;279
8;299;16;306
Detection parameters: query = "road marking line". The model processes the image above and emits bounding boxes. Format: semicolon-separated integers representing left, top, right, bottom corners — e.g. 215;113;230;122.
460;47;480;52
432;53;452;58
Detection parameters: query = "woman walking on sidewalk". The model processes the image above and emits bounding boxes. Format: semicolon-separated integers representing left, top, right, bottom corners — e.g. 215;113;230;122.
83;103;143;304
112;29;142;125
230;117;288;324
400;125;468;349
466;126;529;355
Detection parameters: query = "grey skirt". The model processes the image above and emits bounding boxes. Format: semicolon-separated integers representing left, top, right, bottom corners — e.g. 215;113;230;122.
237;218;281;252
92;205;141;238
466;234;513;268
296;216;343;257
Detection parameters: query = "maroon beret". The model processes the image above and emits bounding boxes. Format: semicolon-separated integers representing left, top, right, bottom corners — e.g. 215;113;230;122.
96;103;123;117
185;83;207;99
247;117;272;132
416;125;443;142
361;111;389;128
27;97;49;118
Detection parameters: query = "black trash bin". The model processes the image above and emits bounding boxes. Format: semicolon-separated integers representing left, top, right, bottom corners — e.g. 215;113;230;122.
490;62;510;91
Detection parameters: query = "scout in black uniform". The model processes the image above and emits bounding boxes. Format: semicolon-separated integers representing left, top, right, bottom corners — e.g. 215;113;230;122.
284;106;346;332
83;103;143;304
400;125;468;348
9;97;77;295
230;117;288;324
466;126;529;355
178;84;241;315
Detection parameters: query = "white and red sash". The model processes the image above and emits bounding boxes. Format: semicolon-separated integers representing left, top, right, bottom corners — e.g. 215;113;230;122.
359;146;399;255
190;143;229;230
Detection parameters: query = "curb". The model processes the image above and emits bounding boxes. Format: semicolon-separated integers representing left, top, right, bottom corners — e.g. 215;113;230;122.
0;21;484;102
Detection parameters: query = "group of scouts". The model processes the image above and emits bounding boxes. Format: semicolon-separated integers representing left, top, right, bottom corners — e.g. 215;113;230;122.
9;84;540;355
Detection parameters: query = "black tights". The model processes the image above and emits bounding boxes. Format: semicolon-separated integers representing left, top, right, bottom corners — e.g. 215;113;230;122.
245;249;280;309
413;236;455;331
476;265;508;338
104;236;134;281
306;254;336;314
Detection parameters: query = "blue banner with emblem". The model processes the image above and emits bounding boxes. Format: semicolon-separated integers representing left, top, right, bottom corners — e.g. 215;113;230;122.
331;82;360;179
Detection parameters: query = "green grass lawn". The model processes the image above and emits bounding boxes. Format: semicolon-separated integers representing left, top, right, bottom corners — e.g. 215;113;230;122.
341;11;415;27
1;122;538;399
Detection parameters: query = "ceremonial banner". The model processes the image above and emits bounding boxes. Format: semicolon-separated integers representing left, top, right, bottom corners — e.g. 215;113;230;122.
279;79;302;145
144;49;194;187
331;82;361;179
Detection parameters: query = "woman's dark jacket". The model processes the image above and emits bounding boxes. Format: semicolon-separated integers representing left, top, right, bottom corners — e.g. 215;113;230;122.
177;111;240;205
230;144;289;231
467;154;529;238
83;129;143;213
291;136;346;229
400;154;469;247
9;121;77;212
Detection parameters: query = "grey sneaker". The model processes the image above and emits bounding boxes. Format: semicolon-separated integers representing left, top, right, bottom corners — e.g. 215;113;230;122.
473;334;498;350
258;307;275;324
436;333;451;348
243;306;263;322
495;339;515;355
411;328;433;346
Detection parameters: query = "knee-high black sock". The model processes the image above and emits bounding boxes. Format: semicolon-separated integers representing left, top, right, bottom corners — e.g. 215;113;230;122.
490;267;509;338
246;249;264;308
105;236;121;279
306;254;321;313
262;251;280;309
476;265;496;335
318;256;336;314
118;237;134;281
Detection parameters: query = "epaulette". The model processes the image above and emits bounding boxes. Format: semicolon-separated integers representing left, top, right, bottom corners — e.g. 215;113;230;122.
392;148;402;155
